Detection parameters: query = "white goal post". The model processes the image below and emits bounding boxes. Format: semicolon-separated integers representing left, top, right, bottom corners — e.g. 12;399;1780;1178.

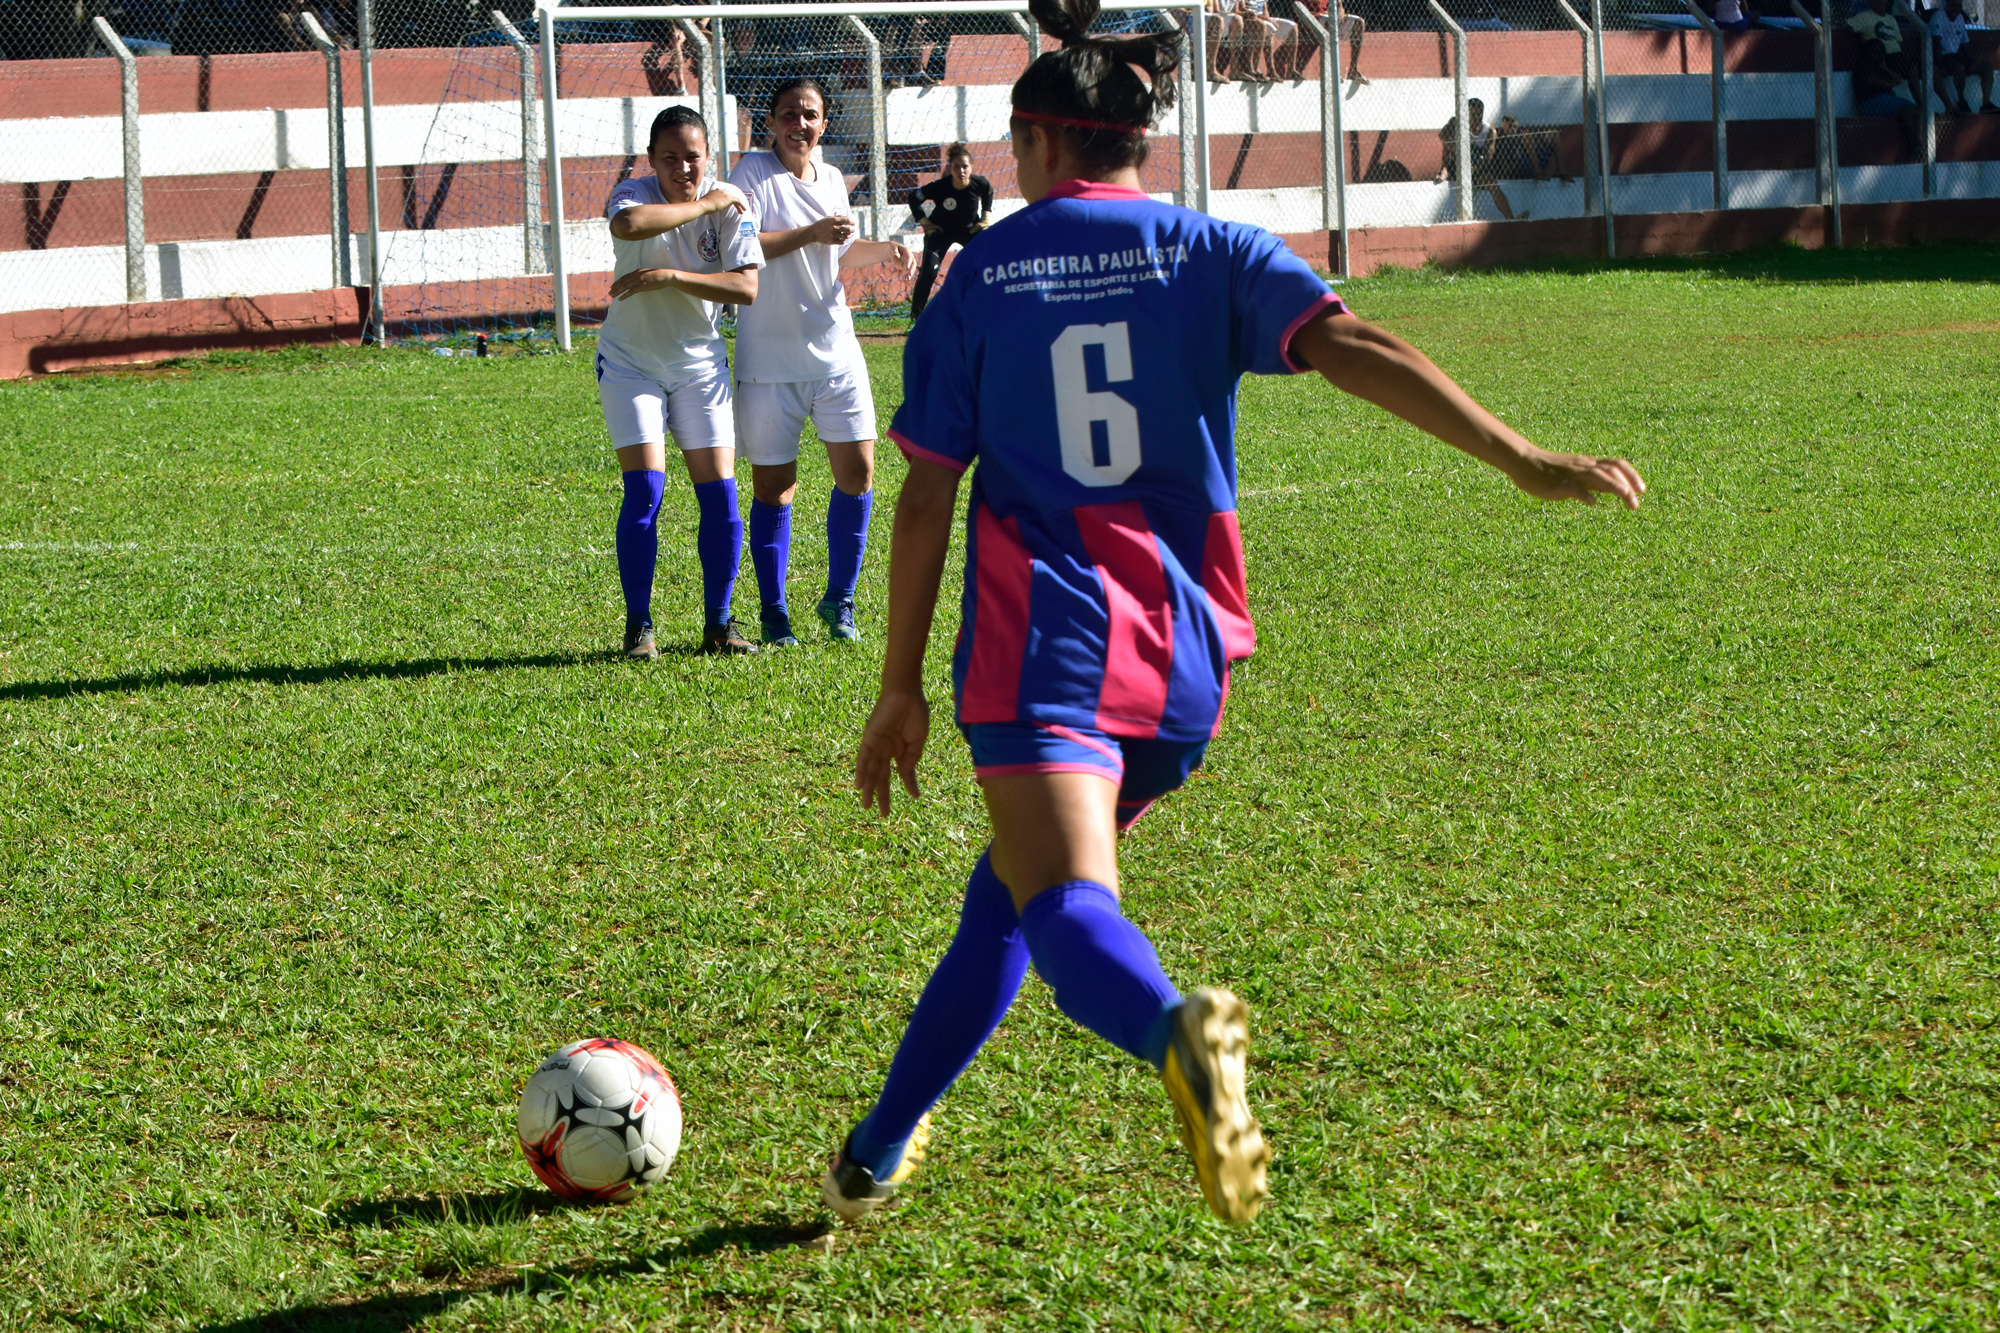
530;0;1212;350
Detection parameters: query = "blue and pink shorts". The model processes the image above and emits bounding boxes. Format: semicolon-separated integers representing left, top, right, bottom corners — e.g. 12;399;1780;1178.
959;720;1211;831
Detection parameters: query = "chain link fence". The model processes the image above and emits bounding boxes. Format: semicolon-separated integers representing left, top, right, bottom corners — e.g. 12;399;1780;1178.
3;0;1995;334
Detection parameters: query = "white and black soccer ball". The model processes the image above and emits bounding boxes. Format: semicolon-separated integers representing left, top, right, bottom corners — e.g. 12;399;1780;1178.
517;1037;682;1203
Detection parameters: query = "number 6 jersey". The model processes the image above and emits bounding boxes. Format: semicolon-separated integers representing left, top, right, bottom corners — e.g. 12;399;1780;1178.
890;180;1342;744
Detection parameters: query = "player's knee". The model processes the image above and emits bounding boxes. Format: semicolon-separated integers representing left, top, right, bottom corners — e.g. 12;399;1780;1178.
751;463;798;507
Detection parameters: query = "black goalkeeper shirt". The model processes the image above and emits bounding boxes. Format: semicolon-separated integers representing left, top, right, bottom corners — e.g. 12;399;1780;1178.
907;174;993;242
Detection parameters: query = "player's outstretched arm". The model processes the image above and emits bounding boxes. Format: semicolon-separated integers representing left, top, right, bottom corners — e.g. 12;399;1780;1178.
840;239;922;279
608;266;757;305
1292;311;1645;508
855;456;962;816
610;184;748;241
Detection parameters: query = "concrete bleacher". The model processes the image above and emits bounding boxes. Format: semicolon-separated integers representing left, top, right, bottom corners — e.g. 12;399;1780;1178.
2;26;1997;317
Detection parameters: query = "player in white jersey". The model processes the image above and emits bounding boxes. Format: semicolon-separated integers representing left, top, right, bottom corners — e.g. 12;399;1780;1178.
730;77;920;647
599;105;762;658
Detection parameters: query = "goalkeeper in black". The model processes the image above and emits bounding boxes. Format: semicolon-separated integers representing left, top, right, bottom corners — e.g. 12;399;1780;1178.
905;142;993;320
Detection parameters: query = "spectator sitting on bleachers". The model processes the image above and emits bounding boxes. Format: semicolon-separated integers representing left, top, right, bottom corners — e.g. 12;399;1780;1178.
1236;0;1296;82
1198;0;1243;82
1930;0;1997;113
1495;115;1577;184
1436;99;1521;220
1852;31;1925;151
1712;0;1756;31
1848;0;1926;105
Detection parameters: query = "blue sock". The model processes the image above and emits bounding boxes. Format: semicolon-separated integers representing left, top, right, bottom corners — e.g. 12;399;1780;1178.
1018;881;1182;1069
749;498;792;614
824;487;873;604
692;477;742;626
849;851;1028;1180
616;469;665;630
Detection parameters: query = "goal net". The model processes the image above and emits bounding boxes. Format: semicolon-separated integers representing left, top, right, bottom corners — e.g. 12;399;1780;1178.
376;1;1202;346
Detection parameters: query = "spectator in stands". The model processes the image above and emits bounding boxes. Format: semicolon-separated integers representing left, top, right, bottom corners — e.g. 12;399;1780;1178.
1495;115;1576;183
1711;0;1757;31
1930;0;1997;113
1436;99;1521;220
907;143;994;319
1848;0;1925;105
1237;0;1296;81
1200;0;1245;81
1323;0;1370;86
171;0;298;55
1852;32;1925;151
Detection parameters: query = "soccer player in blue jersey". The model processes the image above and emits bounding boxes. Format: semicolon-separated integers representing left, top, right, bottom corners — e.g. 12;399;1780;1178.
822;0;1645;1226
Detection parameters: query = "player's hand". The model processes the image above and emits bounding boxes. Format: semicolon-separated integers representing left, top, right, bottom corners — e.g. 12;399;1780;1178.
918;219;939;235
1507;448;1647;510
967;221;985;235
890;242;920;279
808;214;857;246
702;182;749;215
854;687;931;816
609;268;678;300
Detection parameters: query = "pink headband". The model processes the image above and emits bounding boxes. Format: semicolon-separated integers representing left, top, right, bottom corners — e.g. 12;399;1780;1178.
1011;108;1147;136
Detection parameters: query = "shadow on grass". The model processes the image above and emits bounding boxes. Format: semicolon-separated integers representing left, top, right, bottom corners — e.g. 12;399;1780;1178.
327;1188;573;1231
0;652;614;702
196;1208;834;1333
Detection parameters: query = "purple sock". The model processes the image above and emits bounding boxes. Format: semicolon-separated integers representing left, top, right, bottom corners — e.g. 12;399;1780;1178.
1017;881;1182;1068
824;487;873;604
749;498;792;612
615;469;665;630
692;477;742;625
848;851;1028;1180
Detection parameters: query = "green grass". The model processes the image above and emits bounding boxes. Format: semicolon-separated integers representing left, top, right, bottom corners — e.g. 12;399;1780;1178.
2;241;1997;1331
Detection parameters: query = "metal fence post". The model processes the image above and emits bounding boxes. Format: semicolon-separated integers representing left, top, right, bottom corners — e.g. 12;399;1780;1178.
1006;11;1040;59
494;12;549;275
713;13;732;168
1588;0;1614;255
1792;0;1840;246
539;4;572;349
668;16;719;162
1428;0;1471;222
1193;1;1210;214
1554;0;1600;220
1297;6;1348;276
842;15;889;239
300;13;354;288
1680;0;1726;211
92;18;146;302
1896;0;1935;195
359;0;384;342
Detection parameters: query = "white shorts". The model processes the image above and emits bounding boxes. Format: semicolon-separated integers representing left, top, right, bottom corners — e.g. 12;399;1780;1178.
597;354;735;453
1268;16;1297;39
733;366;878;466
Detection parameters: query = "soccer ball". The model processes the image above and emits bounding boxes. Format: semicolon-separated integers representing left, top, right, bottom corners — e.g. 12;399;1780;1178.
516;1038;682;1202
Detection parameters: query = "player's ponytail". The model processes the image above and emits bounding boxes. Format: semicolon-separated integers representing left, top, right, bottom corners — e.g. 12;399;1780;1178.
1013;0;1182;173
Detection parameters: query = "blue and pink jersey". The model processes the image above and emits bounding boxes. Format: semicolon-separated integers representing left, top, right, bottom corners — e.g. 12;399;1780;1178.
891;180;1342;744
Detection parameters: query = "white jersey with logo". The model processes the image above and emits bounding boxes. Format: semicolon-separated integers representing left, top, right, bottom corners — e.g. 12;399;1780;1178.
598;175;763;387
730;150;863;384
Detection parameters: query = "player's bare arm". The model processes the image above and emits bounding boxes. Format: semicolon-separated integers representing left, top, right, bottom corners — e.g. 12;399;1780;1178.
854;455;960;815
840;239;921;279
610;184;748;241
1291;311;1646;509
758;213;855;260
609;264;757;304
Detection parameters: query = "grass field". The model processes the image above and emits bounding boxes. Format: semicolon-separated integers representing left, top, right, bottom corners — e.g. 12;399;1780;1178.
2;242;1997;1332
